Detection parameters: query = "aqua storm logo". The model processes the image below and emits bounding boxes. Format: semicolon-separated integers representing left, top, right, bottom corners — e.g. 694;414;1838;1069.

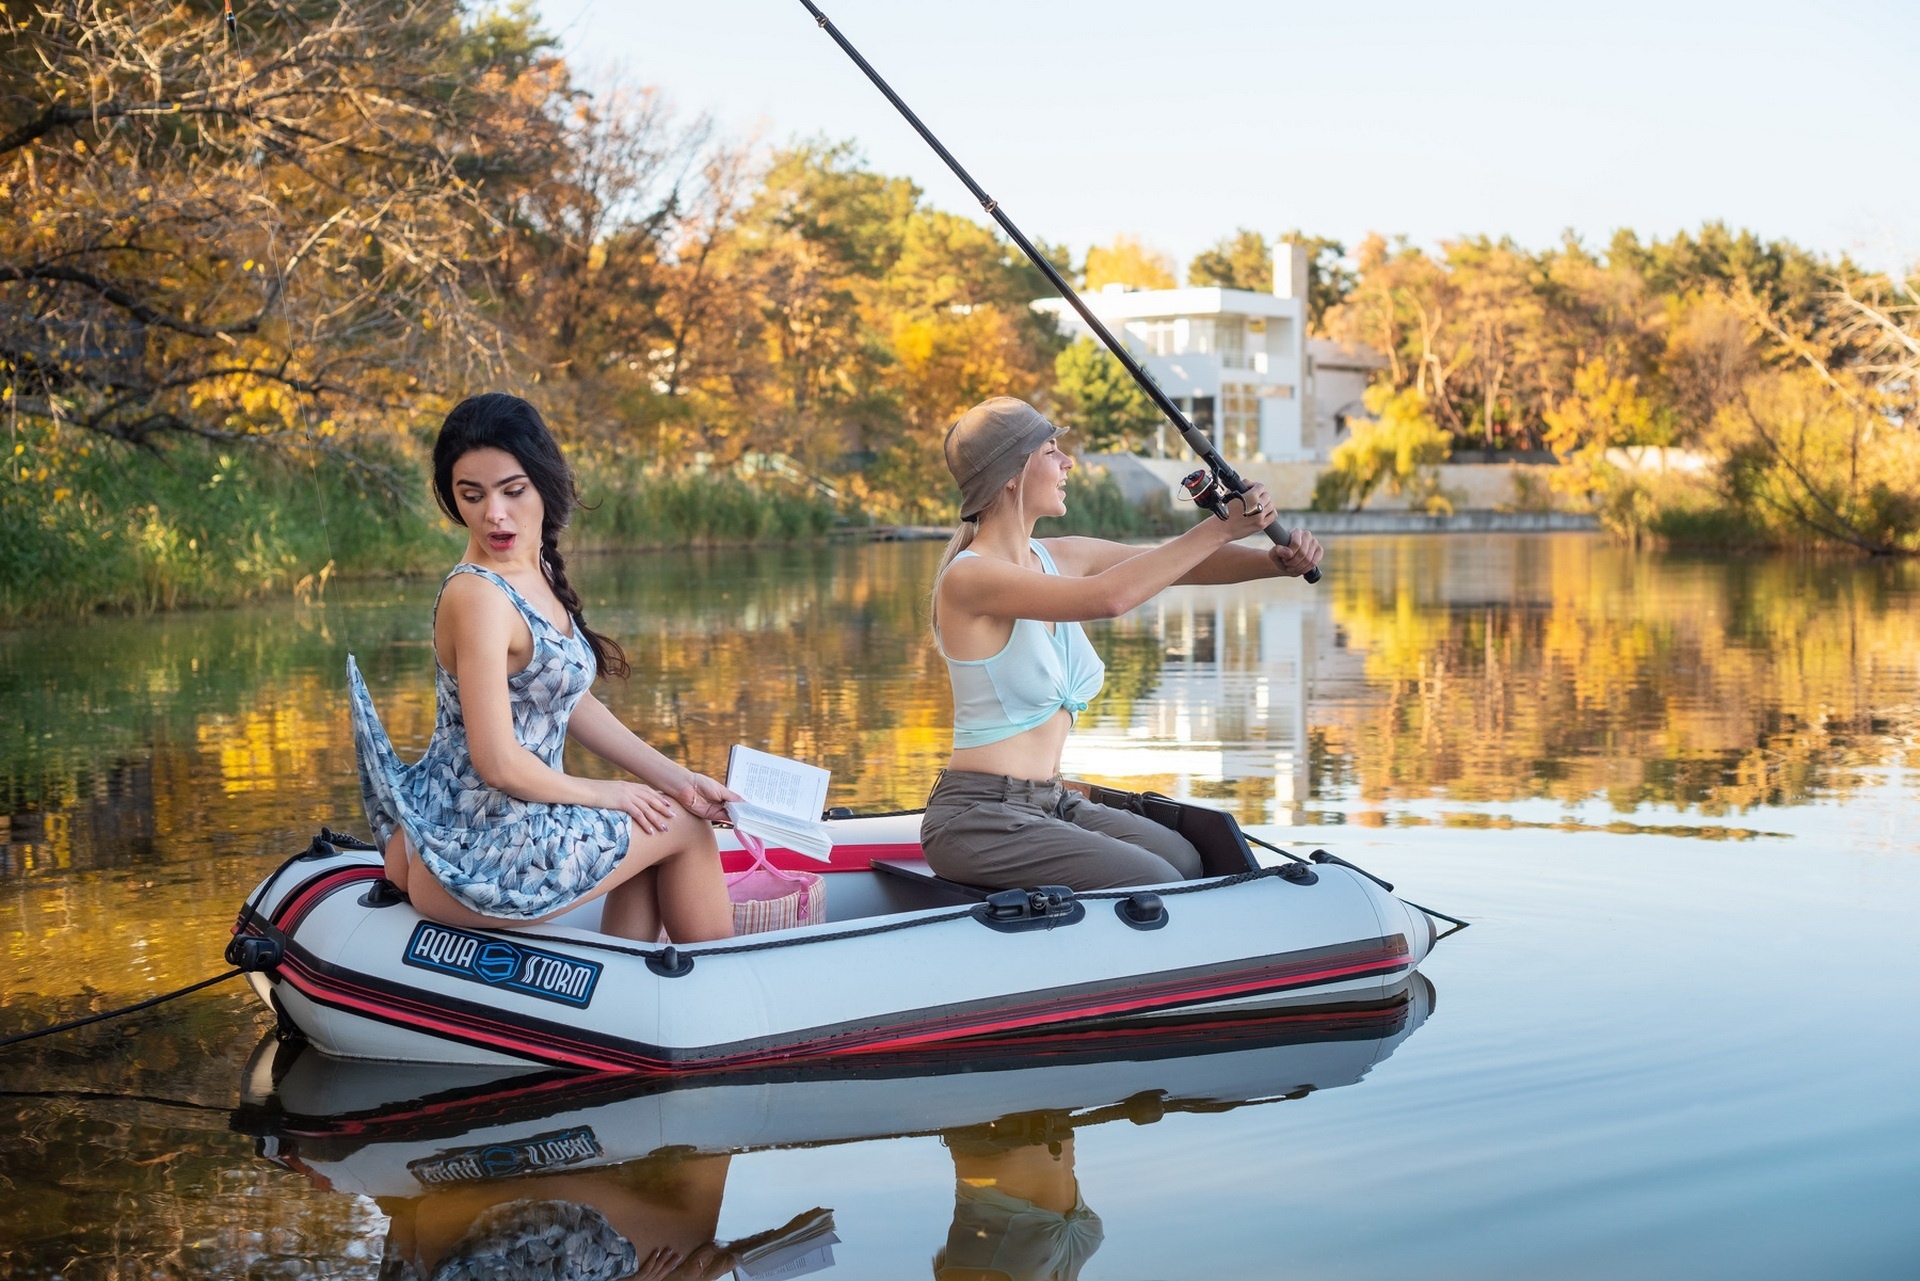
403;923;601;1007
409;1126;605;1186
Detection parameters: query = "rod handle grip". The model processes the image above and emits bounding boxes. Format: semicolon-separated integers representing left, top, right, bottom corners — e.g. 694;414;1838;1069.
1263;523;1323;585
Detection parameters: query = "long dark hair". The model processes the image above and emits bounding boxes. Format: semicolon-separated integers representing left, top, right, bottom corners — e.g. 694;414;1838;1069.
431;393;630;680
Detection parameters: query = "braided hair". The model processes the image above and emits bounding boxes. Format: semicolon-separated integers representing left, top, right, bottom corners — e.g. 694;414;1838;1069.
431;394;631;680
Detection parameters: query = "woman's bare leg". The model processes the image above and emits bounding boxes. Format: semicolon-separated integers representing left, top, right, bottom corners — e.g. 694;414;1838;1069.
382;828;410;892
400;805;733;943
649;807;733;943
599;864;660;942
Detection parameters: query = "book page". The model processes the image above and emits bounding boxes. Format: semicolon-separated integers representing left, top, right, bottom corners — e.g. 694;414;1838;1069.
727;746;830;822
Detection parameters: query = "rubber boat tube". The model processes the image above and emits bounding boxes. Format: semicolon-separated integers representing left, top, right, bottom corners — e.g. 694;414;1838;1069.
231;796;1446;1073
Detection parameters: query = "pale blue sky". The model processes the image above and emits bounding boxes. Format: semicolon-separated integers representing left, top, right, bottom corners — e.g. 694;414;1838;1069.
534;0;1917;275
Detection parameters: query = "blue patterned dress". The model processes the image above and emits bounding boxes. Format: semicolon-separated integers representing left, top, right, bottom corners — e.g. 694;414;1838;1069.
346;563;631;920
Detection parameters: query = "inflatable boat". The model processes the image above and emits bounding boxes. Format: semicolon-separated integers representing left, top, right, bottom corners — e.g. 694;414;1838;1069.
235;973;1435;1195
229;786;1455;1073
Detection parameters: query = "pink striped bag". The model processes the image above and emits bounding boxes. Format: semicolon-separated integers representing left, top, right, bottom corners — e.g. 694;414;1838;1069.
726;832;827;934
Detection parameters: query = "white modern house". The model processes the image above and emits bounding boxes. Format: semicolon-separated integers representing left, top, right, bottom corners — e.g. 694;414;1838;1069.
1032;242;1383;463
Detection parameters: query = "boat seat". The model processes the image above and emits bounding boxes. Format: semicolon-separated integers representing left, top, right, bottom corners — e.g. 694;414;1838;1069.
869;858;993;903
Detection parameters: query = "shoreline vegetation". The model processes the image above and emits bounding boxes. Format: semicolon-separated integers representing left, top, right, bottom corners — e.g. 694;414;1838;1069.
4;2;1917;624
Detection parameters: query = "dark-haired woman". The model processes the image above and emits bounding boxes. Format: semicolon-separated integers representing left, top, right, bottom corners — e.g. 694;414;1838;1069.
348;393;735;943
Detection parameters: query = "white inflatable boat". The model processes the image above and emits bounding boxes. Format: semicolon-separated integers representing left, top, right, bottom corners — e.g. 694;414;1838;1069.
235;973;1435;1195
229;788;1454;1073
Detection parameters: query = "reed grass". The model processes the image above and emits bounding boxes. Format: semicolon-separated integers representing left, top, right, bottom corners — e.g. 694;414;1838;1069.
2;437;1185;623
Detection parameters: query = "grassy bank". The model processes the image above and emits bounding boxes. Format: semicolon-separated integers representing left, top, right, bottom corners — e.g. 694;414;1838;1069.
1;434;1185;624
1;434;453;622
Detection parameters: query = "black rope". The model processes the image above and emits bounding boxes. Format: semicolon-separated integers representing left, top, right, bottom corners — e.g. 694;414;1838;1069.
1073;865;1286;899
0;970;241;1051
1402;898;1471;941
512;866;1289;963
1;829;362;1053
513;905;979;961
0;1087;233;1114
1239;831;1314;865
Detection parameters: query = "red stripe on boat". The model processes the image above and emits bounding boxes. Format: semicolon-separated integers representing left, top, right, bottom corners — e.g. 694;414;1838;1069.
720;842;923;873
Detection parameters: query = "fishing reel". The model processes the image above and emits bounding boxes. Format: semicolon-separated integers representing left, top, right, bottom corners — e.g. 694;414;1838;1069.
1180;468;1248;521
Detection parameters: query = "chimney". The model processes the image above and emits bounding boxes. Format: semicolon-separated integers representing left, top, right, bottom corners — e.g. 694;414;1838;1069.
1273;240;1309;300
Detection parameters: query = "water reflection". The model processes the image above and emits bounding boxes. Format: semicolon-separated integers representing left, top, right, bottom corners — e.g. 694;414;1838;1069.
936;1113;1101;1281
232;979;1430;1277
4;537;1917;1015
1073;537;1920;829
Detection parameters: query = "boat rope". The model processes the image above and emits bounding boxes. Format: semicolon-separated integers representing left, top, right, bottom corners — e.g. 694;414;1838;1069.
0;1087;233;1114
1401;898;1471;940
1239;831;1314;865
508;865;1294;964
0;971;241;1051
1244;834;1471;940
1;830;367;1052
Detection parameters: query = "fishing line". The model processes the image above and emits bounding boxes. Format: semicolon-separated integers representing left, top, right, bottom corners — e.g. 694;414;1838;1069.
794;1;1321;583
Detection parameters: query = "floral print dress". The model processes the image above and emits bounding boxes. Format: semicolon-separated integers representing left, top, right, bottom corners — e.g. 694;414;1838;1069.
347;563;630;919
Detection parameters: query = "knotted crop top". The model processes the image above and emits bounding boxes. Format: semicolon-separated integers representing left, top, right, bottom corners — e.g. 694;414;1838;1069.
936;540;1107;749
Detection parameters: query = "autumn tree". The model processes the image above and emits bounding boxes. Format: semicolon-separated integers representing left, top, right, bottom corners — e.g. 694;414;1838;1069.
1186;228;1353;331
1084;235;1176;291
0;0;572;469
1188;229;1271;291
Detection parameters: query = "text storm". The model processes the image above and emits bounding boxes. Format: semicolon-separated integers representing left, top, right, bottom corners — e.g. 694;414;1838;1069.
402;923;602;1007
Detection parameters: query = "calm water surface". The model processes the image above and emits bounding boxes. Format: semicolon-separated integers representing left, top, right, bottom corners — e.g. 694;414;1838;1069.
3;534;1918;1278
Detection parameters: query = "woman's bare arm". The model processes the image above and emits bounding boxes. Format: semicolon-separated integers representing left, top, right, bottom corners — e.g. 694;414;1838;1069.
945;500;1274;624
568;688;740;823
566;696;688;792
1174;526;1323;583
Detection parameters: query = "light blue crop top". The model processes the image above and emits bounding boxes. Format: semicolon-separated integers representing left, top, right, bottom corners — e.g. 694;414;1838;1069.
937;540;1107;749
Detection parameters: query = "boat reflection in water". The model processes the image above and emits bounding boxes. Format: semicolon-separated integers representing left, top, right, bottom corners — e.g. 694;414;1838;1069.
236;975;1433;1278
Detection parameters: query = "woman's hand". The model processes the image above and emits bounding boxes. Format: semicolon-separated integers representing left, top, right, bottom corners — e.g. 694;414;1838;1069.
634;1247;683;1281
666;1244;737;1281
1268;526;1324;577
673;771;742;824
599;779;678;834
1213;482;1280;542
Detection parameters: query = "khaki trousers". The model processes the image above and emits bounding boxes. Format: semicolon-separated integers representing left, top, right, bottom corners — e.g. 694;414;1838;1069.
919;769;1204;892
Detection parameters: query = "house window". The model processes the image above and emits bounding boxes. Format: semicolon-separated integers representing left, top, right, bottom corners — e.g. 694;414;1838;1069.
1222;383;1260;457
1187;395;1216;432
1133;319;1177;356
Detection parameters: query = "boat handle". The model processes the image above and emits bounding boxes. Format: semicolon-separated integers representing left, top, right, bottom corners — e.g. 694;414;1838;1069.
973;886;1087;933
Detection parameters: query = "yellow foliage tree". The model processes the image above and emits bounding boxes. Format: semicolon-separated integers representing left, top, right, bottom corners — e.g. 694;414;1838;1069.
1084;235;1177;291
1542;359;1674;454
1311;384;1453;512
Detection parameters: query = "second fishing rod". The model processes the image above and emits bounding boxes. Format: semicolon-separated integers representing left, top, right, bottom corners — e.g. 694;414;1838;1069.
796;0;1321;585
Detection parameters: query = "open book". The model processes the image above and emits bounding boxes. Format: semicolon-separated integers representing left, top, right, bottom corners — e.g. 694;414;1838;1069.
727;1206;839;1280
725;746;835;862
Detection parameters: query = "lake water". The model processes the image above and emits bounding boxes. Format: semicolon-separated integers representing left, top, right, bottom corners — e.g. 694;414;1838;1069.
3;534;1918;1279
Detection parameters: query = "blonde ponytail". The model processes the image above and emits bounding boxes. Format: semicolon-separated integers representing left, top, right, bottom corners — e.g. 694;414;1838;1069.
928;518;980;640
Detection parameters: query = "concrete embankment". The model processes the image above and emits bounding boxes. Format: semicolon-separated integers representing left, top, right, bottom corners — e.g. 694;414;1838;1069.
1265;510;1599;534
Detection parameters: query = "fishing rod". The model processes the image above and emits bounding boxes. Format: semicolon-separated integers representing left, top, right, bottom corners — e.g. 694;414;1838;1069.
795;0;1320;584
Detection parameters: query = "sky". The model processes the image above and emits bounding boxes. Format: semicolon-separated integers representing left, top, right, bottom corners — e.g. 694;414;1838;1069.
532;0;1918;277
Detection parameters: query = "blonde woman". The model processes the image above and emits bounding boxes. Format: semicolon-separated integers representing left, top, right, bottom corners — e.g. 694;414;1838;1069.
923;397;1323;891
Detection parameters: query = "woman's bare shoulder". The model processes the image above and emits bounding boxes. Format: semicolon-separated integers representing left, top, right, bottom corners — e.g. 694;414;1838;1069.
435;567;522;628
